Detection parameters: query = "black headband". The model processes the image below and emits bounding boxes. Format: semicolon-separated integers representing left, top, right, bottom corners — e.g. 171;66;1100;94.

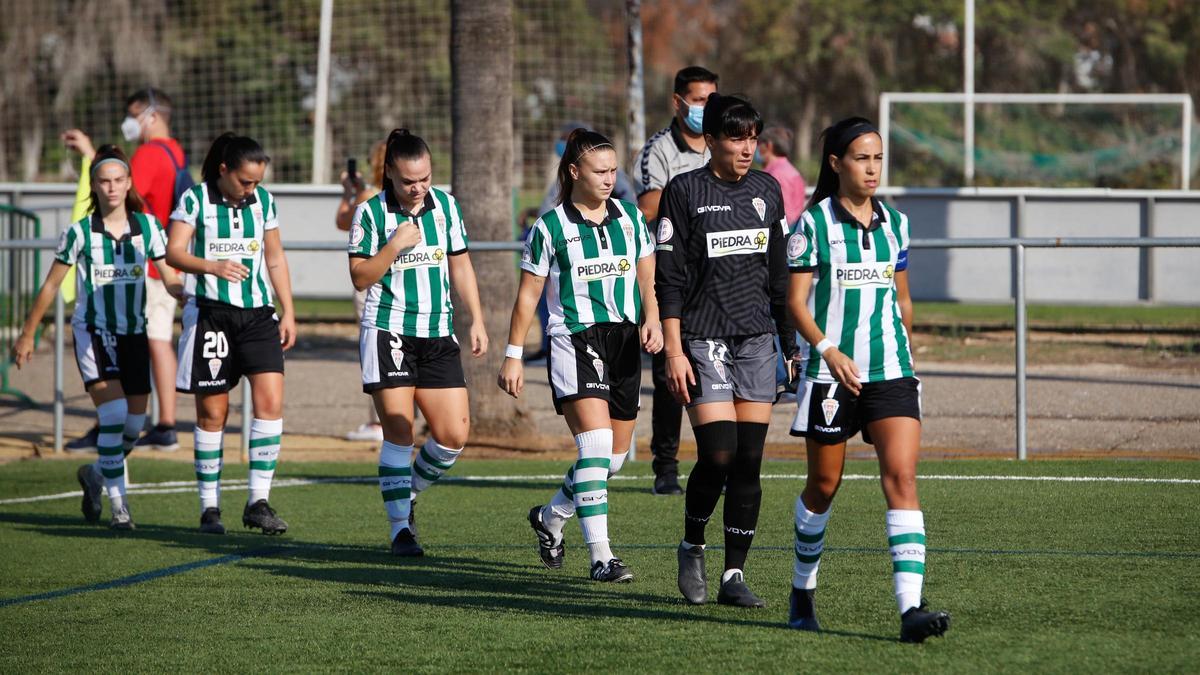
831;121;879;156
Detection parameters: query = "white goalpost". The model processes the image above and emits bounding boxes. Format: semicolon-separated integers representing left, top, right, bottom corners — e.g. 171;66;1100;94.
878;91;1194;189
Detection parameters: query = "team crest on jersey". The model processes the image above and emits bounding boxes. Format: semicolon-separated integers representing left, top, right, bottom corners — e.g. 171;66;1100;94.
821;397;840;426
208;358;222;380
56;229;70;255
350;223;365;247
787;232;807;260
752;197;767;222
657;218;673;243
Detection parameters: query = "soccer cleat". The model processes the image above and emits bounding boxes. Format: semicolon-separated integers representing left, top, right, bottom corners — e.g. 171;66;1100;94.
900;601;951;643
76;464;103;523
652;474;684;496
390;529;424;557
65;425;100;453
527;505;564;569
590;558;634;583
408;500;418;540
346;423;384;442
677;542;708;604
133;424;179;452
109;504;135;530
787;587;821;631
199;507;226;534
717;571;766;608
242;500;288;535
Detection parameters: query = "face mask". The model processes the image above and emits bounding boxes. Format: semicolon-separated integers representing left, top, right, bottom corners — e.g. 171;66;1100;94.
120;116;142;142
554;140;567;158
683;104;705;134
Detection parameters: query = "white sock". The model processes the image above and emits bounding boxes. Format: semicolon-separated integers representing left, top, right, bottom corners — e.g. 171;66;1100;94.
379;441;413;540
572;428;614;565
793;497;831;590
546;446;629;527
193;427;223;511
247;418;282;504
682;540;705;551
887;509;926;614
95;399;128;510
721;568;743;583
411;437;463;498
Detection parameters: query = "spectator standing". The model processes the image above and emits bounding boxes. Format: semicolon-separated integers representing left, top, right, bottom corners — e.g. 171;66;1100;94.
758;126;807;227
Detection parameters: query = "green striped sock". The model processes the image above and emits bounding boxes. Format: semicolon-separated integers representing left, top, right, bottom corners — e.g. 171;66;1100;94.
248;418;282;504
194;427;223;511
95;399;128;510
411;438;462;497
379;440;413;540
887;509;926;613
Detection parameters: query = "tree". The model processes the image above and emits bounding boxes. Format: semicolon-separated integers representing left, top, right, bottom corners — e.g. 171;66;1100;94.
450;0;522;437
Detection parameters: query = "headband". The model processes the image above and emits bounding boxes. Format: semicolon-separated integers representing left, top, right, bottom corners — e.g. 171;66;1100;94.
574;142;614;160
90;157;130;177
830;121;879;156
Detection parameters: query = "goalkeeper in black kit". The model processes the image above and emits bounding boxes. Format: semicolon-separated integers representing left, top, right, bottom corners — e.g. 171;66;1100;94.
655;93;796;608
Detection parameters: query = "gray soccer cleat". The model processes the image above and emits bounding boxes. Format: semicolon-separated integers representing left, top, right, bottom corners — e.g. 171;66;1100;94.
77;464;103;523
716;571;766;608
677;542;708;604
109;504;135;530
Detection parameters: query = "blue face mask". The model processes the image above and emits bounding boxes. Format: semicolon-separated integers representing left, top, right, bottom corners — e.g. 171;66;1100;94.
554;140;567;158
682;103;705;134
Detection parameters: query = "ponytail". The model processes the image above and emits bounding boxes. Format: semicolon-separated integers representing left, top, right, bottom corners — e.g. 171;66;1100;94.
555;128;614;206
807;117;880;208
381;128;431;197
201;132;269;183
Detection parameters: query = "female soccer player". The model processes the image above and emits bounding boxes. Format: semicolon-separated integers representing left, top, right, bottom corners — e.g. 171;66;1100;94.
167;133;296;536
655;94;795;607
348;129;488;557
499;129;662;582
11;145;182;529
785;116;950;642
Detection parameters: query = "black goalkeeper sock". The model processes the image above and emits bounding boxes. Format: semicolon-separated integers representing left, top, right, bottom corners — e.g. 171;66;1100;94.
723;421;768;570
683;420;737;546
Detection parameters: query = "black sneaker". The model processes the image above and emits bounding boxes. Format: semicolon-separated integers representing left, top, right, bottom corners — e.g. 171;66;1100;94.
677;542;707;604
527;505;564;569
109;504;135;530
199;507;226;534
652;474;684;496
134;424;179;452
76;464;103;522
242;499;288;535
590;558;634;583
65;425;99;454
390;529;424;557
900;601;951;643
787;587;821;631
717;571;766;608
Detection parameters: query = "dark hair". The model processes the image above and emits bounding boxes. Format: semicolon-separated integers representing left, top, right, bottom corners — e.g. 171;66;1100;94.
88;145;144;215
702;93;763;140
673;66;719;96
760;126;793;158
125;88;173;120
807;116;881;208
381;128;431;197
555;128;615;206
201;132;269;183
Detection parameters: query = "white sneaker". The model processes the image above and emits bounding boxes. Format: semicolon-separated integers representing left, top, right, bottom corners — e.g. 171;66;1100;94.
346;423;384;442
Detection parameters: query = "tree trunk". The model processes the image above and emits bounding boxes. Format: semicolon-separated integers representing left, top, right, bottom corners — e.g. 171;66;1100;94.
450;0;522;438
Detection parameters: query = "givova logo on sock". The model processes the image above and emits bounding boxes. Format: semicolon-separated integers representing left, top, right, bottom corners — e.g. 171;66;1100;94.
706;228;768;257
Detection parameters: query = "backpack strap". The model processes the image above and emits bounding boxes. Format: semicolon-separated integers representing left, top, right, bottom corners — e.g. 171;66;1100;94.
146;139;185;171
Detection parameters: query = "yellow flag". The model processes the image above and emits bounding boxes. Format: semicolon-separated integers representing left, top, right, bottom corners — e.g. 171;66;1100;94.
61;156;93;304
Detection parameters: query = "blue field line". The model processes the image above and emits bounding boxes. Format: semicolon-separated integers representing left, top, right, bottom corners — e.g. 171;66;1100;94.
0;546;287;609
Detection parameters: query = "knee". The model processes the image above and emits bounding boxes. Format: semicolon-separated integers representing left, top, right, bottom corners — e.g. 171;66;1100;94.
803;476;841;512
881;471;918;502
382;419;414;446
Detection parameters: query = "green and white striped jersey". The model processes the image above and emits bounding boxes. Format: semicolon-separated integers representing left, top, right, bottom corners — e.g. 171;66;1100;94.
348;187;469;338
788;196;914;383
170;182;279;309
521;199;654;335
54;211;168;335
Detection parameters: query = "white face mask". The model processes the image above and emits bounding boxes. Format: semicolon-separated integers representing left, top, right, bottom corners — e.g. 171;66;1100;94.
120;107;153;142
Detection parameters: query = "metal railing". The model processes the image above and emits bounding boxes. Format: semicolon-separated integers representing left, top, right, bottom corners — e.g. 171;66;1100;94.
0;206;42;406
2;236;1198;460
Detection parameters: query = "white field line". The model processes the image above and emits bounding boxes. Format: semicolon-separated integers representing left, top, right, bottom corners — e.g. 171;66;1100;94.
1;472;1196;506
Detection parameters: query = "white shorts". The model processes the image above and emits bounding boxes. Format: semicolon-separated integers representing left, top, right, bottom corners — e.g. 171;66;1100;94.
352;287;369;322
144;276;179;342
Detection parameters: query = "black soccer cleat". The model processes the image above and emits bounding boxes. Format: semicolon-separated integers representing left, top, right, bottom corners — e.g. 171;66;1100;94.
652;474;684;496
716;571;766;608
900;601;951;643
199;507;226;534
77;464;103;523
527;505;564;569
109;504;135;531
408;500;418;540
242;499;288;535
590;558;634;583
677;542;708;604
787;587;821;631
390;528;424;557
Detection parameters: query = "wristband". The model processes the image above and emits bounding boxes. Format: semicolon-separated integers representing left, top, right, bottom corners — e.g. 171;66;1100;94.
815;339;835;356
504;344;524;360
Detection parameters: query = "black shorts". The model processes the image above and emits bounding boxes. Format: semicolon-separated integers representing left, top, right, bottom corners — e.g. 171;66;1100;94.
72;324;151;395
548;322;642;421
176;300;285;394
790;376;922;444
359;327;466;391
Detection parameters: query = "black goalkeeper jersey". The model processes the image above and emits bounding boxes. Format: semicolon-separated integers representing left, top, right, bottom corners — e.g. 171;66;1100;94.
654;165;795;352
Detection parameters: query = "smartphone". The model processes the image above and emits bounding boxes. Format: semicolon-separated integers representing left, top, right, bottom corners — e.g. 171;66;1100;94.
347;157;358;183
